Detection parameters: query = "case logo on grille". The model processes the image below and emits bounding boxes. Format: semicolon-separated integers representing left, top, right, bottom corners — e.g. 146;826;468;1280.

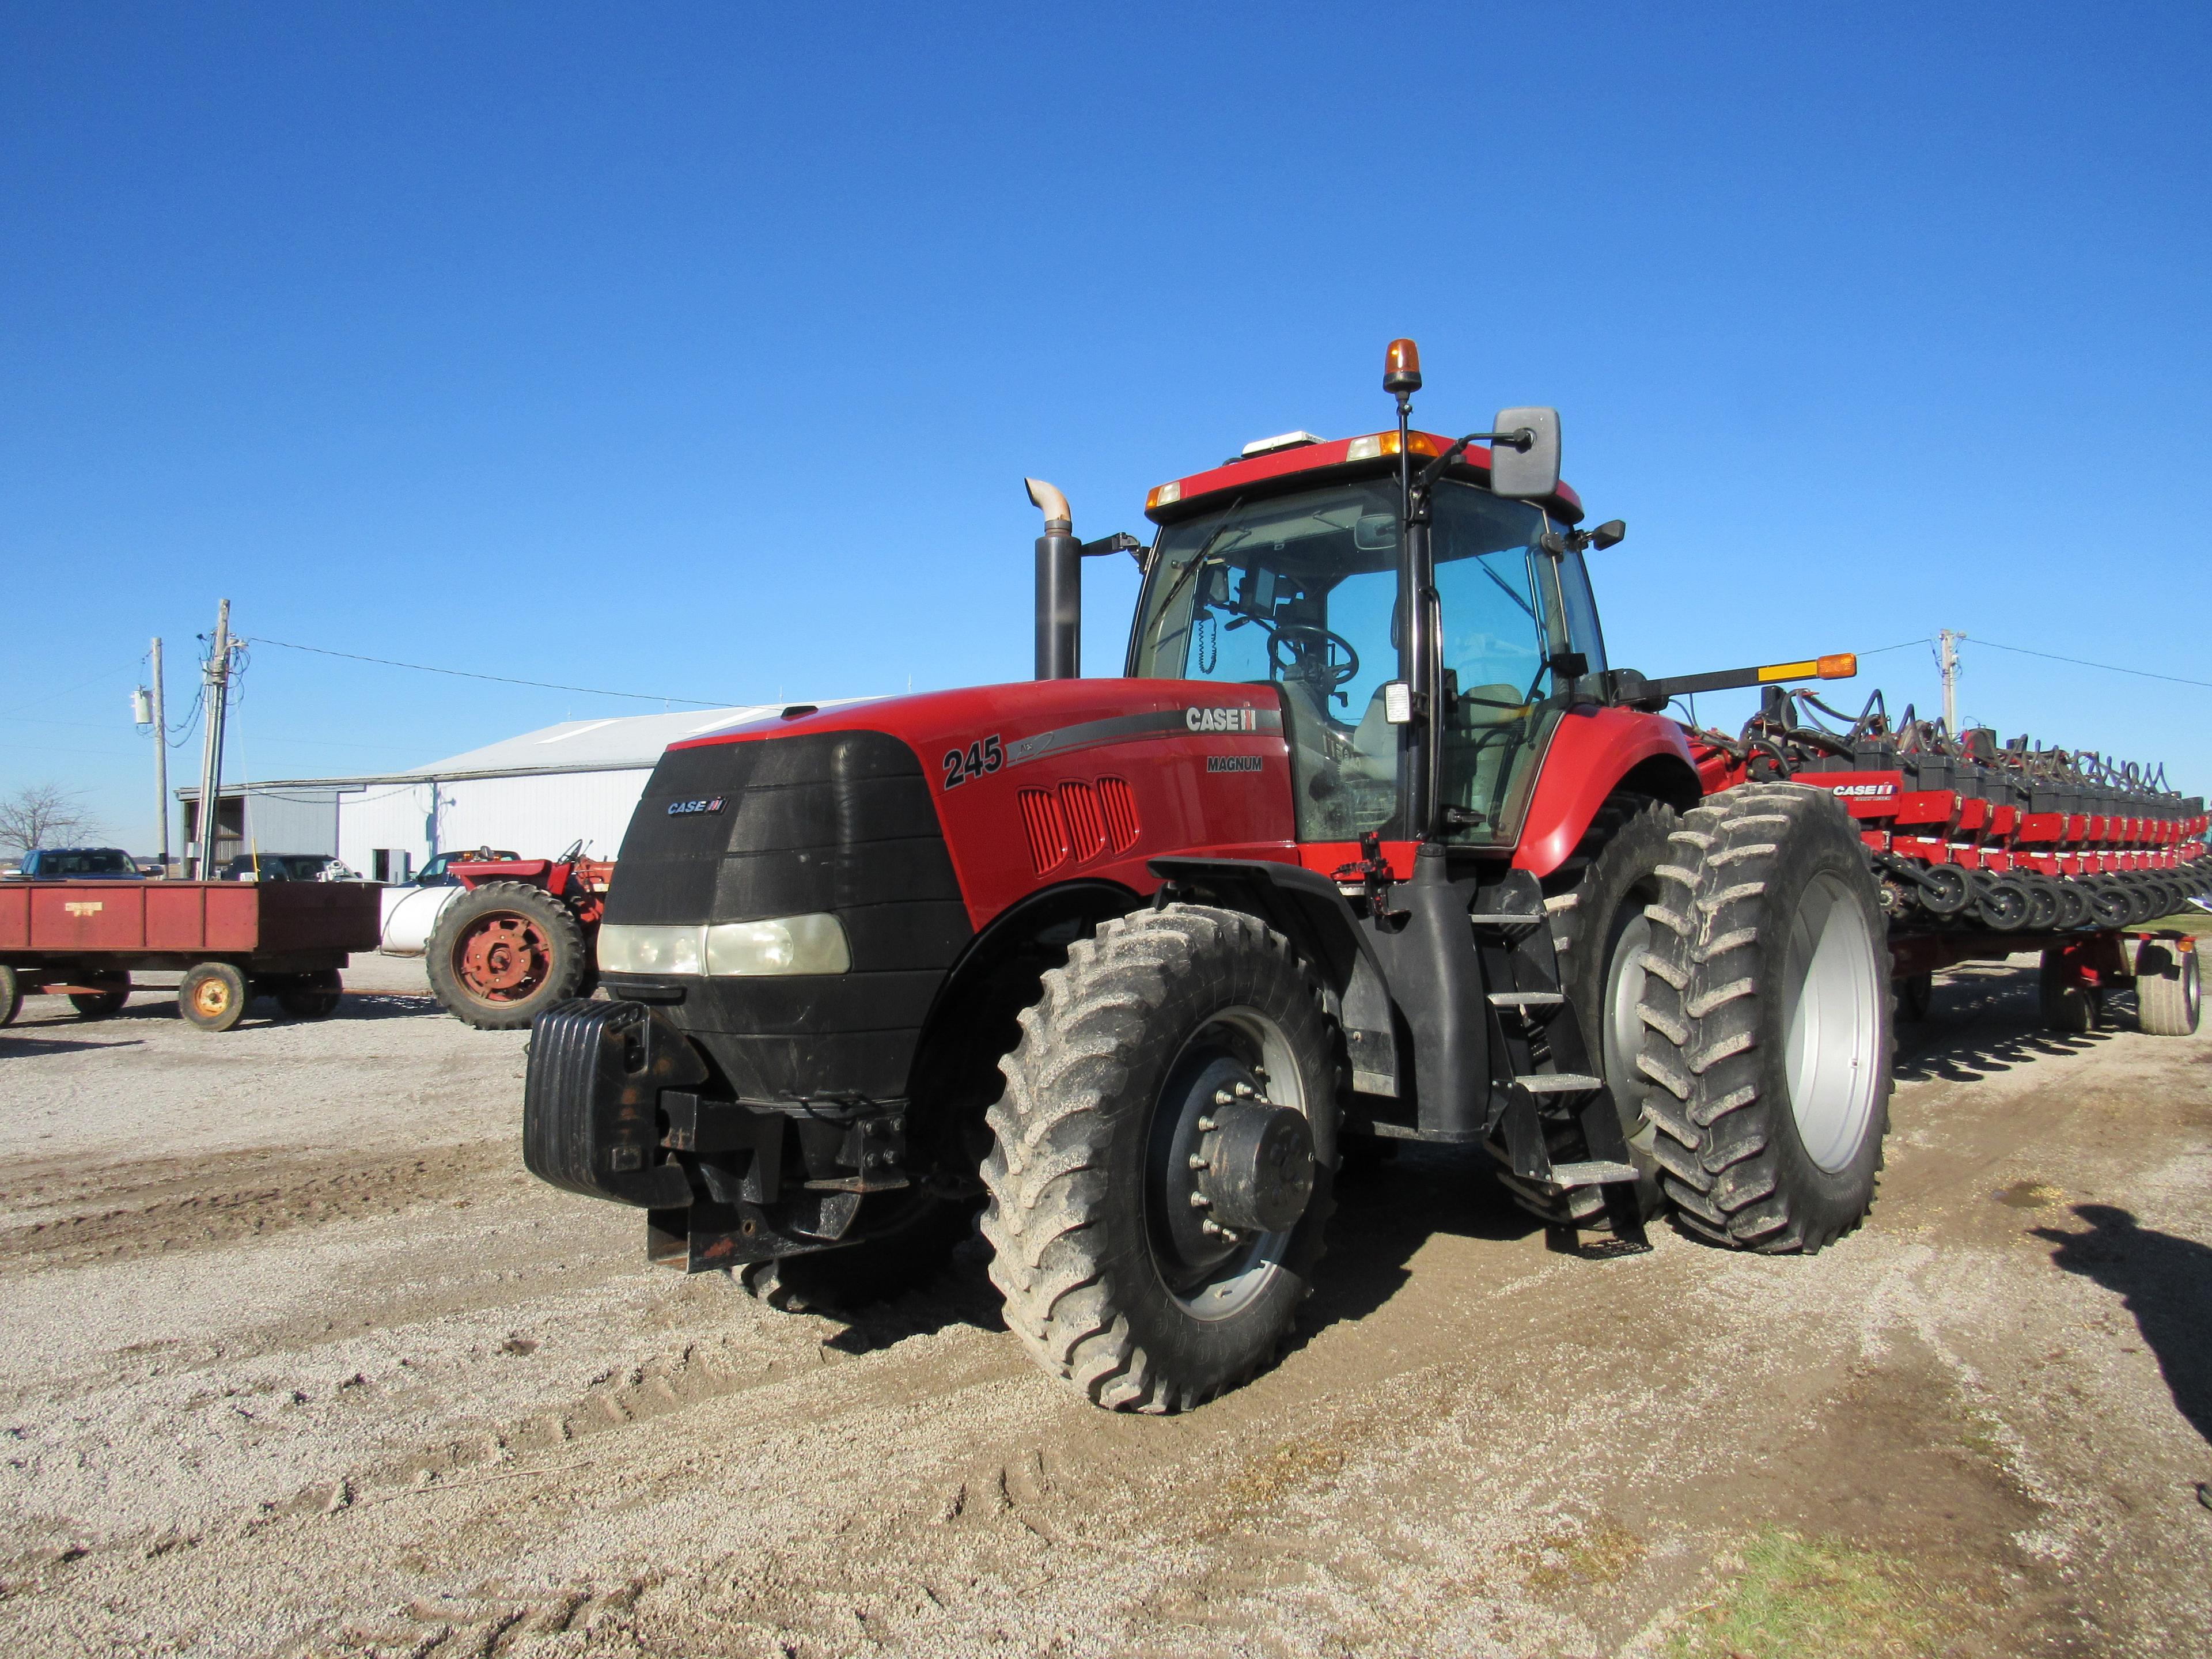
1186;706;1259;733
667;797;725;816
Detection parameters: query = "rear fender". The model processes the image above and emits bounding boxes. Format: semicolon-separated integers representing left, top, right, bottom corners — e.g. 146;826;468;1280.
1514;706;1703;878
1148;856;1399;1097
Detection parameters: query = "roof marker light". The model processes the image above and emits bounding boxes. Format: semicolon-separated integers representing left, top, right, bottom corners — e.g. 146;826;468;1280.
1241;430;1323;458
1147;480;1183;511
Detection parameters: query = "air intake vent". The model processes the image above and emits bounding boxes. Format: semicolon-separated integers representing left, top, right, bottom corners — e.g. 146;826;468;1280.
1059;781;1107;863
1018;789;1070;874
1098;776;1140;852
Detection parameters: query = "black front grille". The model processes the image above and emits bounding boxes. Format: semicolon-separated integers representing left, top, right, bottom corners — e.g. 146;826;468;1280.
604;730;970;1100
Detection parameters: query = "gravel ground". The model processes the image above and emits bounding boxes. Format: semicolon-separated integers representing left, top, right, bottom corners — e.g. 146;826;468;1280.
0;953;2207;1657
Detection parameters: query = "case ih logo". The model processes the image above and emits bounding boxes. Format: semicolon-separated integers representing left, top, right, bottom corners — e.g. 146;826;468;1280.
1830;783;1896;798
667;797;725;816
1186;706;1260;734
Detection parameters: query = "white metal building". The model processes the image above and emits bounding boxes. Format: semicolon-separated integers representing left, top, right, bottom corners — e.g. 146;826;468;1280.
182;703;838;880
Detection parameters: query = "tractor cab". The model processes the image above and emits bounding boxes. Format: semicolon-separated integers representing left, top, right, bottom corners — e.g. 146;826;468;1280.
1128;464;1606;850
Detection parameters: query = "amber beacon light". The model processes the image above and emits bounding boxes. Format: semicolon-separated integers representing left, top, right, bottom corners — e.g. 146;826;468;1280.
1382;337;1422;396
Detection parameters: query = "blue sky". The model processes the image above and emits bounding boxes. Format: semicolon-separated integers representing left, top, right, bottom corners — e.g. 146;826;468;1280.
5;3;2209;850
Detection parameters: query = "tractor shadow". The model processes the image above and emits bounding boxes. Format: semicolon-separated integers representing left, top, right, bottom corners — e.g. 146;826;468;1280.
1297;1140;1540;1343
0;1031;146;1056
2034;1203;2212;1448
1895;961;2114;1086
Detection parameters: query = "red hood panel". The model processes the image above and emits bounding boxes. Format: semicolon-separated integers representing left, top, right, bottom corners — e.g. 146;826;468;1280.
675;679;1301;928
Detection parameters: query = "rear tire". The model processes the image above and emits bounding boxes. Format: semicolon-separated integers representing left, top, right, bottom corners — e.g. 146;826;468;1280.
179;962;250;1032
982;904;1337;1412
1638;785;1893;1253
426;881;588;1030
2135;942;2202;1037
1493;793;1674;1229
0;964;21;1027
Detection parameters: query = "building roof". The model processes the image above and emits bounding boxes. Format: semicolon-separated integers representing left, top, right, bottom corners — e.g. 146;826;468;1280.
180;700;861;796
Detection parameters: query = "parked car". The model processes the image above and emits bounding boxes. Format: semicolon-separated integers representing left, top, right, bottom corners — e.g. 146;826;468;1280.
221;853;353;882
10;848;145;880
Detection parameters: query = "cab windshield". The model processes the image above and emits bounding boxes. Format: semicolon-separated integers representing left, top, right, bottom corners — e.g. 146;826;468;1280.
1130;477;1604;844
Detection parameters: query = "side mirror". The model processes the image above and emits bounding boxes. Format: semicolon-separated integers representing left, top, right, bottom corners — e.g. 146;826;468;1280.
1488;407;1560;500
1589;519;1626;550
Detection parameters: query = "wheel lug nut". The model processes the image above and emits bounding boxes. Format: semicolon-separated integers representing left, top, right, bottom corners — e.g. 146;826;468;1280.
1188;1154;1207;1171
1196;1115;1217;1132
1213;1089;1233;1106
1188;1192;1210;1209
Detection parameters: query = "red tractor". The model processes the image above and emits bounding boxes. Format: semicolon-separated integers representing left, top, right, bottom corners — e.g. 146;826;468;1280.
522;340;2206;1412
426;842;613;1028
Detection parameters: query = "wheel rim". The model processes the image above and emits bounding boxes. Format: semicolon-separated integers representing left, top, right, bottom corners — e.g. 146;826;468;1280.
1782;872;1882;1174
192;978;231;1018
1144;1006;1308;1322
1601;903;1654;1137
457;913;550;1001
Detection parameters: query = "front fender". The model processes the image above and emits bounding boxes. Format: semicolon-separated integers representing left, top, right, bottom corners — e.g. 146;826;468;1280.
1513;706;1702;878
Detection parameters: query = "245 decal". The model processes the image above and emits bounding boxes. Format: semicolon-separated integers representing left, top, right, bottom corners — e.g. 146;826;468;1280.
941;734;1003;789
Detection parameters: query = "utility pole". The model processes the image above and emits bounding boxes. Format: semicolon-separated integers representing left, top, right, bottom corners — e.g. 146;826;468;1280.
194;600;234;880
150;638;170;872
1938;628;1962;734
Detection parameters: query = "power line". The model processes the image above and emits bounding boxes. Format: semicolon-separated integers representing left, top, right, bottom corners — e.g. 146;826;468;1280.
244;635;734;707
1857;637;1930;656
1969;636;2212;691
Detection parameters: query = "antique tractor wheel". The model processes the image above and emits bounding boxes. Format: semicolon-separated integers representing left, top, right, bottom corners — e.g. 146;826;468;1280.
426;880;588;1030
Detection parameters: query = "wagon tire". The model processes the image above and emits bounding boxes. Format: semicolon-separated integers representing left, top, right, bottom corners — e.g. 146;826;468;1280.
278;969;344;1020
179;962;250;1032
1637;785;1893;1253
1491;791;1674;1230
426;881;588;1030
0;964;21;1027
69;975;130;1019
2134;942;2202;1037
982;904;1338;1412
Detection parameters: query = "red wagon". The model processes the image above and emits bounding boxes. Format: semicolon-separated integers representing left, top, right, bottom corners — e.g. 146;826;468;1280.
0;880;381;1032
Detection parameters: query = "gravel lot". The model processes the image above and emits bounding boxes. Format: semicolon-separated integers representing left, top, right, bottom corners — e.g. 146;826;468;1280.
0;953;2207;1657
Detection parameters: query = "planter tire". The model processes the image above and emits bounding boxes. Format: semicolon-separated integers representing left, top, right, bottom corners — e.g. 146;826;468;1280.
426;881;588;1030
2039;948;2100;1033
2135;942;2202;1037
179;962;250;1032
1637;784;1893;1253
982;904;1338;1412
1491;792;1675;1230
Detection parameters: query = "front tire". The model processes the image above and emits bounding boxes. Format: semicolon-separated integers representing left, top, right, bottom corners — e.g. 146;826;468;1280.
1637;785;1893;1253
982;905;1338;1412
426;881;588;1029
69;974;130;1020
179;962;250;1032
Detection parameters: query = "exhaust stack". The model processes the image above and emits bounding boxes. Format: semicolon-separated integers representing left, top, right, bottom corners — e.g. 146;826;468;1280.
1027;478;1080;680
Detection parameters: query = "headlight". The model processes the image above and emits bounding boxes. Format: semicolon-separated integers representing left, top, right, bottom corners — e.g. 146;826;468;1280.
706;915;851;975
597;915;851;978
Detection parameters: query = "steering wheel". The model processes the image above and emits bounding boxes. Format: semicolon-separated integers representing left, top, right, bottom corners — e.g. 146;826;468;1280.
1268;622;1360;692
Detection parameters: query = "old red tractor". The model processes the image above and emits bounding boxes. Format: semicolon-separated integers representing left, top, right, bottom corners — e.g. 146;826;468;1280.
426;842;613;1028
521;339;2205;1412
